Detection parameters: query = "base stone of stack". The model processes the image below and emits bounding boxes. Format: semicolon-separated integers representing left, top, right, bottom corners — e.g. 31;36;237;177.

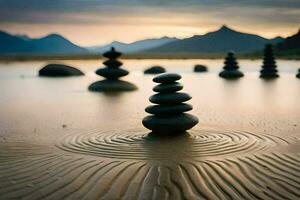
142;113;199;133
88;80;137;92
219;70;244;79
260;70;279;79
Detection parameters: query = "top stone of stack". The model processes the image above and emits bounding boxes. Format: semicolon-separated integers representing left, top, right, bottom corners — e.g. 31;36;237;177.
103;47;122;59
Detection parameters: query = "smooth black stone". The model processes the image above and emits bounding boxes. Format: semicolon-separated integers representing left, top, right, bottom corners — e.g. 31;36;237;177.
260;73;279;79
88;79;137;92
149;92;191;104
223;66;239;70
144;66;166;74
219;70;244;79
39;64;84;77
153;73;181;83
194;65;208;72
297;73;300;79
103;59;123;68
260;69;278;73
145;103;192;115
96;68;129;79
142;113;199;133
153;82;183;93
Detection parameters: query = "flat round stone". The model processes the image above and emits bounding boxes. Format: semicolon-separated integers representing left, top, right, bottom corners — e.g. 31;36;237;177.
103;59;123;68
149;92;191;104
142;113;199;133
144;66;166;74
96;68;129;79
145;103;192;115
153;73;181;83
88;79;137;92
219;70;244;79
153;82;183;93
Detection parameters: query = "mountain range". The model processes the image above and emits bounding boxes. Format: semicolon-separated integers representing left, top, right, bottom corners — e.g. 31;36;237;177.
0;31;87;55
145;26;283;53
89;37;178;53
0;26;293;55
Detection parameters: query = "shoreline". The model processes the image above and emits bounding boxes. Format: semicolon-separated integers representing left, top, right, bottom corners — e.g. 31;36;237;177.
0;53;299;61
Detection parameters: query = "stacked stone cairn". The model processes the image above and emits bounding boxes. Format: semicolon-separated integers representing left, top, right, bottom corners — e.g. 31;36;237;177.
142;73;199;134
260;44;279;78
297;68;300;79
219;51;244;79
88;47;137;92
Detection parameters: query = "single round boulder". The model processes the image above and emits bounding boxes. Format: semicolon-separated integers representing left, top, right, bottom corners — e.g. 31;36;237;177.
144;66;166;74
39;64;84;77
194;64;208;72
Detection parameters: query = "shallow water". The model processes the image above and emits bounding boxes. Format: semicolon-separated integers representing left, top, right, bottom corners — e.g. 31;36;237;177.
0;59;299;199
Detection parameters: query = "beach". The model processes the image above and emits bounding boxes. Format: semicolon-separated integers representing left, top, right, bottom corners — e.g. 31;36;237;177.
0;59;299;199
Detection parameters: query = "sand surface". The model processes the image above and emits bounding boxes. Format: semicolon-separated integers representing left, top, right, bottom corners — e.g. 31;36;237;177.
0;59;299;199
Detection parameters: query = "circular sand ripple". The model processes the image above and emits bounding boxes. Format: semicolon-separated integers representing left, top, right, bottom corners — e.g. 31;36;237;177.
0;147;299;200
56;129;290;160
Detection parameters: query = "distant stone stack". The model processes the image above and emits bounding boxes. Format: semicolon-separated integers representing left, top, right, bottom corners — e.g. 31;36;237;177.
297;68;300;79
219;51;244;79
142;73;198;134
260;44;279;79
88;47;137;92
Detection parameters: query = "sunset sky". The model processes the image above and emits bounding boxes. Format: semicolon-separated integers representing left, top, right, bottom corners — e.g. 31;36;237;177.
0;0;299;46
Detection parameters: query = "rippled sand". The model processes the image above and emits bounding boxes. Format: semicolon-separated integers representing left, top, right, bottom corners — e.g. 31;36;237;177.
0;60;299;199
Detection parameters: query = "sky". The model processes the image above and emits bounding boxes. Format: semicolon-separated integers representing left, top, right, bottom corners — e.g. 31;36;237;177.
0;0;299;46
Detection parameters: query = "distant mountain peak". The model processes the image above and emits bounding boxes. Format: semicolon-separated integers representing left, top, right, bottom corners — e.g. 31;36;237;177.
43;33;65;40
218;25;235;32
15;34;31;41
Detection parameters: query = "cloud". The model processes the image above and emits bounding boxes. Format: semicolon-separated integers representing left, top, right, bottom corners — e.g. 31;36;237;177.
0;0;299;45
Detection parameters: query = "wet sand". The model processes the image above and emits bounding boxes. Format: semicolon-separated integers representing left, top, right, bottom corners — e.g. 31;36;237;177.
0;60;299;199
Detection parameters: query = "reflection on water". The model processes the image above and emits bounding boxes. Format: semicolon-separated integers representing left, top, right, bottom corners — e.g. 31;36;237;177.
0;59;299;144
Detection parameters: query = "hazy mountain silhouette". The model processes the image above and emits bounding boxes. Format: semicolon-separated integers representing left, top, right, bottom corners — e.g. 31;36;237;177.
0;27;288;55
0;31;33;53
0;31;88;54
89;37;178;53
145;26;283;53
277;29;300;51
